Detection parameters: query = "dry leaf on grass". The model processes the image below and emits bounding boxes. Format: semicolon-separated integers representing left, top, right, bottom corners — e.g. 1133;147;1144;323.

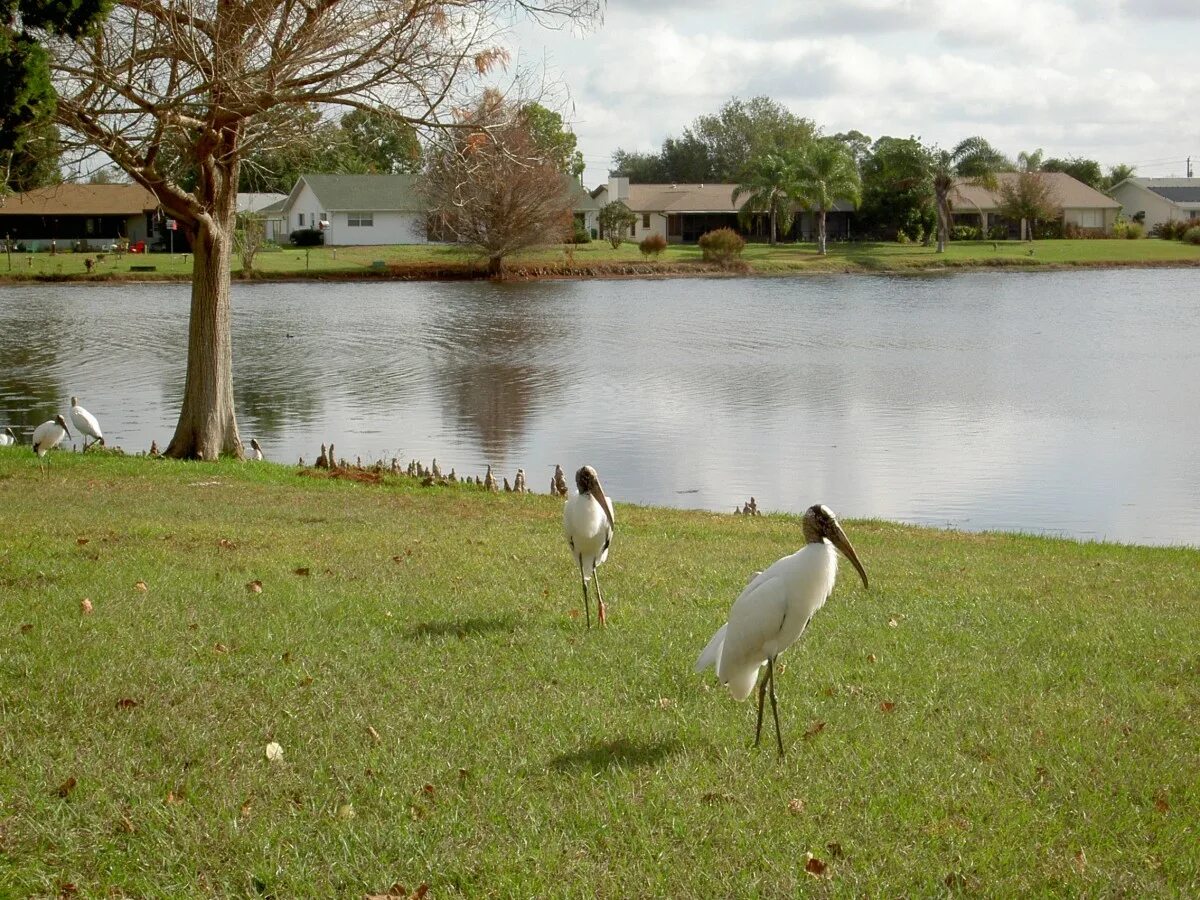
55;776;77;798
887;618;898;628
422;783;435;797
115;698;139;709
337;803;355;820
80;598;93;615
134;580;148;592
866;653;876;663
366;725;381;743
1154;792;1169;813
246;580;263;594
1074;848;1087;873
240;800;252;820
76;537;89;546
826;841;844;859
879;701;895;713
787;798;805;814
19;623;33;634
165;790;184;805
293;567;311;577
299;676;314;687
218;539;236;550
265;742;284;763
214;643;229;654
803;721;826;739
804;854;828;875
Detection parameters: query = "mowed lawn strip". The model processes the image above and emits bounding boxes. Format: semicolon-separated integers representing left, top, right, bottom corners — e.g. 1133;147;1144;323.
1;450;1197;896
2;237;1200;281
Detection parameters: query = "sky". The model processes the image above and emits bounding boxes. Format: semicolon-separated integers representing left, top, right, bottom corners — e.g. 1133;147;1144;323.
510;0;1200;187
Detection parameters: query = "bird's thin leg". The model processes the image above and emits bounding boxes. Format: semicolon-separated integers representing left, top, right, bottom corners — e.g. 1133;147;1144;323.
754;666;768;748
592;563;607;626
578;557;590;629
768;656;785;758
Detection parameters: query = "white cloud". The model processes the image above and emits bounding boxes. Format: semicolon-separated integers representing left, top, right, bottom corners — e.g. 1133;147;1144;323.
508;1;1200;183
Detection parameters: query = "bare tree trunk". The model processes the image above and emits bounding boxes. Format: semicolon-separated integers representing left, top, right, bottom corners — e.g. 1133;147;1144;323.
769;207;776;245
818;208;827;255
488;255;503;277
935;191;950;253
165;218;242;459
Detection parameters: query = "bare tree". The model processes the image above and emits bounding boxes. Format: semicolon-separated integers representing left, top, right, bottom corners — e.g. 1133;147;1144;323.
234;212;266;276
42;0;600;458
423;91;575;276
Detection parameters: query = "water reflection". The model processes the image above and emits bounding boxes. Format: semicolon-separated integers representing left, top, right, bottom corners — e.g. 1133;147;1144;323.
1;270;1198;547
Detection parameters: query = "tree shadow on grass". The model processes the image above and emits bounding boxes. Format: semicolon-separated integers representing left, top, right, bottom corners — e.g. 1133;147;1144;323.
550;737;683;773
407;615;516;641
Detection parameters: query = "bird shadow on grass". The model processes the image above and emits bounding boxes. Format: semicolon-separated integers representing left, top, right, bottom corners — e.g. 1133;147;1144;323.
549;737;683;773
406;615;516;641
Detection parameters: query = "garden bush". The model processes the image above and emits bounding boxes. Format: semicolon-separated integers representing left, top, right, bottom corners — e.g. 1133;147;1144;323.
567;224;591;244
289;228;324;247
1113;221;1144;239
638;233;667;258
1149;220;1194;240
952;225;982;241
697;227;745;267
1183;226;1200;245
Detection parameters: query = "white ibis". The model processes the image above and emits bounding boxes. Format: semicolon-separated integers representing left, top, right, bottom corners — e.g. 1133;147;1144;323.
32;415;71;476
249;438;263;461
562;465;615;627
695;504;868;756
69;396;103;449
0;426;15;446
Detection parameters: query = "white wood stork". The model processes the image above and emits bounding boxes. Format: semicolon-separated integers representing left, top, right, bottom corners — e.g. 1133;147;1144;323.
562;465;615;628
0;426;15;446
69;396;103;449
32;415;71;476
695;504;868;756
249;439;264;461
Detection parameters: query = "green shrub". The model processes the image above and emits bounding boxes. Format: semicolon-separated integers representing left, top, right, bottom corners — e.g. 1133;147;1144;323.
289;228;324;247
638;233;667;258
568;224;591;244
952;225;981;241
1183;226;1200;245
697;227;745;266
1113;221;1143;239
896;229;911;244
1150;220;1193;240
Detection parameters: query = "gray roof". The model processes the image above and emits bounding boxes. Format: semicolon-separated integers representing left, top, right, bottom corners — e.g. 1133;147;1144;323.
1147;185;1200;203
293;174;424;211
237;192;287;214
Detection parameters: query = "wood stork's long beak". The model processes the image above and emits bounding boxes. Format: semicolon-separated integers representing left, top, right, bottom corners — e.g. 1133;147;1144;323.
589;482;614;530
63;426;72;440
829;523;868;589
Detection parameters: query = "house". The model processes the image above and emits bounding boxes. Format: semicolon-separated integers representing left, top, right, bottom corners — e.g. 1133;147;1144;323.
591;177;855;244
280;174;432;245
950;172;1121;237
1108;178;1200;232
0;183;162;251
237;192;287;243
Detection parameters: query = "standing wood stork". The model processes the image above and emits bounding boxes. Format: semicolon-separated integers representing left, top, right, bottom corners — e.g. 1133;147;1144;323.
69;396;103;449
0;426;15;446
695;504;868;756
32;415;71;476
249;439;264;461
563;465;615;628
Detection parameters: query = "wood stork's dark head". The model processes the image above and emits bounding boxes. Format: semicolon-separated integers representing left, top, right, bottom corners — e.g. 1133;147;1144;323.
803;504;868;588
55;414;71;438
575;465;614;529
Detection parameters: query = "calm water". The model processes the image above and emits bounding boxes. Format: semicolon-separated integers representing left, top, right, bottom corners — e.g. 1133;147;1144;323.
2;270;1198;546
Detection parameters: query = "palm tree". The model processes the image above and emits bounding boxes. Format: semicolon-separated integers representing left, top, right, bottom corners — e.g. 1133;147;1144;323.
792;139;861;255
930;136;1009;253
731;152;799;244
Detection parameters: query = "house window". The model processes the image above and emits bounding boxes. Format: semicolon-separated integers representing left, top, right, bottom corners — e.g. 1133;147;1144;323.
85;218;95;235
348;213;374;227
298;213;305;227
643;213;651;227
1076;209;1102;229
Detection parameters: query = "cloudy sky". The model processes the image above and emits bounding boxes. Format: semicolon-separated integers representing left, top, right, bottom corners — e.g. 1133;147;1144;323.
511;0;1199;186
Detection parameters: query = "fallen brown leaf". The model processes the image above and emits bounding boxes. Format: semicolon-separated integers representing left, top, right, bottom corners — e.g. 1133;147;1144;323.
115;698;139;709
165;790;183;805
879;701;895;713
55;776;77;798
214;642;228;654
391;555;404;564
803;721;826;739
422;783;435;796
218;538;236;550
458;768;469;782
76;537;89;546
866;653;876;663
367;725;381;743
19;623;33;634
118;814;135;834
804;854;827;875
1074;848;1087;873
887;618;898;628
246;580;263;594
787;798;805;814
134;580;148;592
299;676;314;687
1154;792;1169;813
240;800;252;820
337;803;355;820
826;841;844;859
293;567;311;577
281;651;292;664
80;598;93;615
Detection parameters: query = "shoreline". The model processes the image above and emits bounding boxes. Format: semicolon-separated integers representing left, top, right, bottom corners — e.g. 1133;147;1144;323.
1;254;1199;285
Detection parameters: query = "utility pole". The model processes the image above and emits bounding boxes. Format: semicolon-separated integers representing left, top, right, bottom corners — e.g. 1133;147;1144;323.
1188;156;1193;178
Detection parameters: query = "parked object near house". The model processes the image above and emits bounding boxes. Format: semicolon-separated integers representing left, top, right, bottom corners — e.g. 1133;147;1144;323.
950;172;1121;238
591;177;853;244
1109;178;1200;234
0;183;169;252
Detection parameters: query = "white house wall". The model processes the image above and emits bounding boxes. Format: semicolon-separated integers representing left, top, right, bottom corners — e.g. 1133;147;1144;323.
627;211;667;243
1110;182;1183;231
323;211;428;246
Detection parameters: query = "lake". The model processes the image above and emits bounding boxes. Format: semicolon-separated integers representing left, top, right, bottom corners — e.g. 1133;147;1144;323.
2;269;1198;546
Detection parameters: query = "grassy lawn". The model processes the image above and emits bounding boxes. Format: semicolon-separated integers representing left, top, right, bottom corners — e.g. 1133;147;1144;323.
1;450;1197;896
2;238;1199;282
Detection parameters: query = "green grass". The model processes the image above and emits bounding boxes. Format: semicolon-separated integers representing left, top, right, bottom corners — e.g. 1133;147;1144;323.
3;237;1199;282
1;450;1198;896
